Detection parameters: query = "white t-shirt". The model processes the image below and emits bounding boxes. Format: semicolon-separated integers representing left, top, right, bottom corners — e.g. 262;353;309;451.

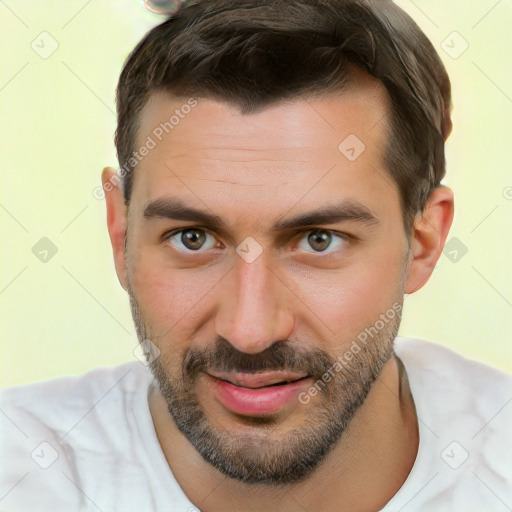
1;338;511;512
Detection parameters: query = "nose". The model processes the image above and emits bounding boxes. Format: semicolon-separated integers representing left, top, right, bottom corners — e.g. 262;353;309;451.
214;251;295;354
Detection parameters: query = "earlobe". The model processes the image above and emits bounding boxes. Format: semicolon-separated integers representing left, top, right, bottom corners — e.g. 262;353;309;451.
101;167;129;291
404;186;454;294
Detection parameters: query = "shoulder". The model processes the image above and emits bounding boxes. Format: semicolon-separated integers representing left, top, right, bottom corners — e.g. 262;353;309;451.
0;361;150;440
1;360;147;400
390;338;512;509
1;361;149;427
394;337;512;434
0;362;190;510
0;362;152;510
0;362;156;510
394;337;512;393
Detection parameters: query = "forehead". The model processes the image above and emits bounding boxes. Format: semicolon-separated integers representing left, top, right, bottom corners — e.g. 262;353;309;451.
129;72;398;227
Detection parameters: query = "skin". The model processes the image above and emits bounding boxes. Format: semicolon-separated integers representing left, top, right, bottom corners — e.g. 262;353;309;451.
102;69;454;511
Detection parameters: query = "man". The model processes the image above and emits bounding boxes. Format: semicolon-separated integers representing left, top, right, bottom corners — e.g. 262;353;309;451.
1;0;511;511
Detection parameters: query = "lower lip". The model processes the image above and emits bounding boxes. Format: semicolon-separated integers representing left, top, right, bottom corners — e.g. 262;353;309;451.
207;375;310;416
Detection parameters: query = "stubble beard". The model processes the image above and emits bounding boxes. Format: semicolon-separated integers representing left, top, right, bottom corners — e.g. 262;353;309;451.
128;284;402;486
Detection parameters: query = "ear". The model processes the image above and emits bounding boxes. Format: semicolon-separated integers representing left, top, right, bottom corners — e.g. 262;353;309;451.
404;186;454;293
102;167;128;291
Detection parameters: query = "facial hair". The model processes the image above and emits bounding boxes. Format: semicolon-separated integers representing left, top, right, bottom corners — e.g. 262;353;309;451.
128;285;401;486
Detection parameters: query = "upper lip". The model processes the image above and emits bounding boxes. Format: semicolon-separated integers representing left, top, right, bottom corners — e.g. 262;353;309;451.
207;370;308;389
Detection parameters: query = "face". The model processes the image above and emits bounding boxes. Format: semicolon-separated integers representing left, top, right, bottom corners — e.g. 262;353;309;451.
123;73;411;484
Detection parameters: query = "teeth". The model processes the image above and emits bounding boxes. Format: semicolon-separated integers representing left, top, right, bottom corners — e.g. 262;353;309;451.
226;379;292;388
210;372;308;389
234;378;302;389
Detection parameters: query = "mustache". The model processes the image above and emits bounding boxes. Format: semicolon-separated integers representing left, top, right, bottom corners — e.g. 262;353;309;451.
182;338;334;381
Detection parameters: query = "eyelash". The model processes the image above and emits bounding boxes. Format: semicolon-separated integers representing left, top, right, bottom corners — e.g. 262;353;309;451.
162;227;352;255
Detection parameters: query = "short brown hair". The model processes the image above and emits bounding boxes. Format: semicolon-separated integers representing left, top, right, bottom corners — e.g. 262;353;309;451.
115;0;452;229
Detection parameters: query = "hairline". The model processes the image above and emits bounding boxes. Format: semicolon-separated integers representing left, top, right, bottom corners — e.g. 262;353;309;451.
123;79;417;237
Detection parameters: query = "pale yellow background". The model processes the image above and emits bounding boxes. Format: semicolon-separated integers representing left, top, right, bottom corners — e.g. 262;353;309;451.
0;0;511;386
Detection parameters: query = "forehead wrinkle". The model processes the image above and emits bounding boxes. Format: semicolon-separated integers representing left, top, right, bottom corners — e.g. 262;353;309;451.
174;176;274;186
166;147;318;160
182;157;312;163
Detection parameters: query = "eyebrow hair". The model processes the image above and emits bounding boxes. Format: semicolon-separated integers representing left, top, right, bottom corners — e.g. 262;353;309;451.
143;196;379;232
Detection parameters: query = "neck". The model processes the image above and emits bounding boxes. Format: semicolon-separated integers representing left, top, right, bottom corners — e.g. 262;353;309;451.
149;354;419;512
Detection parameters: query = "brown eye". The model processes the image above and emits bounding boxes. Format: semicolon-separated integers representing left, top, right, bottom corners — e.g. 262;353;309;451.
298;229;346;254
166;228;217;252
181;229;206;250
307;230;331;252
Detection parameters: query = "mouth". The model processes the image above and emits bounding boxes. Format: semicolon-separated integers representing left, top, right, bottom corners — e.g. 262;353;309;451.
206;370;311;416
208;370;309;388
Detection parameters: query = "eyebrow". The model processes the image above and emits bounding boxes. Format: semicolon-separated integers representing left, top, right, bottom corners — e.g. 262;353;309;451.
143;196;379;232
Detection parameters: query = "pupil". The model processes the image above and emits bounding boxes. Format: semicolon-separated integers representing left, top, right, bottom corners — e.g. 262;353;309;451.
309;230;331;252
182;230;205;250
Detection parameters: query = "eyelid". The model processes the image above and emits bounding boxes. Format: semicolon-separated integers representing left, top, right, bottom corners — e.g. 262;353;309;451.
287;227;356;249
163;226;217;240
163;226;354;252
162;228;221;257
293;228;351;253
292;227;353;239
163;226;222;248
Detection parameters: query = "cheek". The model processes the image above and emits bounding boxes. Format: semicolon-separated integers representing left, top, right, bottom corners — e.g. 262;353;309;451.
128;251;222;338
289;245;405;342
